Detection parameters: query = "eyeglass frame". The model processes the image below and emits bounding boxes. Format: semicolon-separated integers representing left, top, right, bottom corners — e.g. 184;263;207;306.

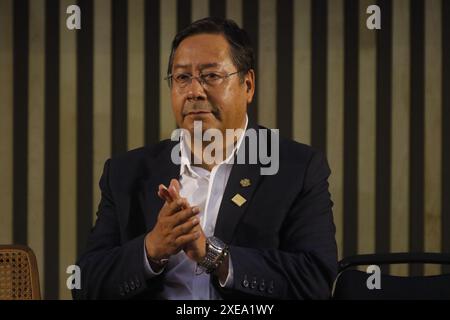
164;70;244;90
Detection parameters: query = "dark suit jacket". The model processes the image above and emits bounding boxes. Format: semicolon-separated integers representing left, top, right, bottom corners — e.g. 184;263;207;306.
73;122;337;300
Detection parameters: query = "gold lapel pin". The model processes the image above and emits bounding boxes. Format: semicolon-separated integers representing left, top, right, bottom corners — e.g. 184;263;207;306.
240;178;251;187
231;193;247;207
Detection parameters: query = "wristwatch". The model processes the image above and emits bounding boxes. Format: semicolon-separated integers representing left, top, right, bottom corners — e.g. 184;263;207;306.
197;236;229;274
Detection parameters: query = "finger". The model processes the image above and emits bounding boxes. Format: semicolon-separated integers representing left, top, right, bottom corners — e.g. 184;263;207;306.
159;197;181;218
157;189;172;211
190;223;201;233
171;206;200;226
171;179;181;194
174;231;200;247
158;185;173;203
167;186;180;202
157;197;171;214
166;198;190;216
159;188;172;203
168;180;181;201
172;216;199;237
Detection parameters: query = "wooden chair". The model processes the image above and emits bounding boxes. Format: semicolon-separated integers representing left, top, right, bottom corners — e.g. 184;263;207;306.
0;245;41;300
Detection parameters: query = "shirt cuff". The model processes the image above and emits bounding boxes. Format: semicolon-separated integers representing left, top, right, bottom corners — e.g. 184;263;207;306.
219;253;234;288
143;239;165;278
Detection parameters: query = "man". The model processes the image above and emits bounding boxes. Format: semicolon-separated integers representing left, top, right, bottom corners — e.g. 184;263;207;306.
73;17;337;300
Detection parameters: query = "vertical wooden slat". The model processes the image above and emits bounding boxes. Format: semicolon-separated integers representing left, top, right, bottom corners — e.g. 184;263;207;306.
0;0;14;245
390;0;410;276
191;0;209;21
327;0;344;260
28;0;45;295
44;0;60;299
293;0;311;144
160;0;177;139
59;0;77;299
128;0;145;150
357;0;376;255
311;0;327;151
13;0;29;246
226;0;242;26
243;0;259;123
424;0;442;276
93;0;112;223
409;0;425;277
258;0;277;129
209;0;225;19
375;0;392;265
276;0;293;139
76;0;94;263
145;0;160;145
343;0;359;257
178;0;192;31
111;0;128;155
442;0;450;275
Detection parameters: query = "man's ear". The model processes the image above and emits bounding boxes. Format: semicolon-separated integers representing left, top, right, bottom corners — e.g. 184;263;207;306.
245;76;251;92
245;69;255;88
245;69;255;103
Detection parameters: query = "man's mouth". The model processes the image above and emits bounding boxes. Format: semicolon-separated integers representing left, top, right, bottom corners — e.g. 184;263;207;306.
182;104;221;120
185;110;212;116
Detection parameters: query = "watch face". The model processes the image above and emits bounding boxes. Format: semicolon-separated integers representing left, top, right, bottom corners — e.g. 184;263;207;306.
208;236;225;250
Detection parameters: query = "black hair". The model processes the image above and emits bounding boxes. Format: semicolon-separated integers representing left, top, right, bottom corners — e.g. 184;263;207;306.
167;17;255;82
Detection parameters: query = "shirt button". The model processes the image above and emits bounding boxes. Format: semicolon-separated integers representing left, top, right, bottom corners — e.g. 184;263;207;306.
258;280;266;292
251;277;257;289
268;281;274;294
242;276;249;288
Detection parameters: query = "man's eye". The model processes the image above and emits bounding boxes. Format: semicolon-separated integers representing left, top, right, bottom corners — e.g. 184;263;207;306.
175;74;190;82
203;73;221;81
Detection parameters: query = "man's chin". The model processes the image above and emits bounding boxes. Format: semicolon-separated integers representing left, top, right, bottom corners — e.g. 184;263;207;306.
183;117;220;132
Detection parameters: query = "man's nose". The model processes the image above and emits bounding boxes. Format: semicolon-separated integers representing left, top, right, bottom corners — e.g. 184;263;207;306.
186;77;207;100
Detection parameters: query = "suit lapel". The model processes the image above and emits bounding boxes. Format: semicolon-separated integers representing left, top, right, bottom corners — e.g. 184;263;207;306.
214;119;264;243
214;161;262;243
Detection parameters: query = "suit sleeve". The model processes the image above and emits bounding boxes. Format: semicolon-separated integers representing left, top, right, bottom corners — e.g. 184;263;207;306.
217;150;338;299
72;159;159;300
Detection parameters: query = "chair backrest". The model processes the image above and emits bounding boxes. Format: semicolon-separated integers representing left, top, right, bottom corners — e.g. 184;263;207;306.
332;253;450;300
0;245;41;300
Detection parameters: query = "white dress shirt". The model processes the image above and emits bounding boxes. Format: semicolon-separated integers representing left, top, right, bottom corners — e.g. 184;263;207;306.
143;115;248;300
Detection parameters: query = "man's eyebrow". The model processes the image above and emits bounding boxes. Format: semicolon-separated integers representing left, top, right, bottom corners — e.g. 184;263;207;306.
198;63;221;69
172;63;222;70
173;64;190;69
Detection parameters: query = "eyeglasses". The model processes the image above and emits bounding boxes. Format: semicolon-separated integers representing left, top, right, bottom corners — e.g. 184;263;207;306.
164;70;241;89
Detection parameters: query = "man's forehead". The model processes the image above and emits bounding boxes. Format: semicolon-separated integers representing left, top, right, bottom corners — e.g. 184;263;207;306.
178;33;229;49
173;34;232;67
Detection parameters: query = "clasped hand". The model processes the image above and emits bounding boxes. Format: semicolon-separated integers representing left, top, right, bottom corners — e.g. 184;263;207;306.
144;179;206;263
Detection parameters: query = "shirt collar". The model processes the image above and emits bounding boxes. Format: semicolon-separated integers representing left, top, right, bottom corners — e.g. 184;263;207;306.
179;114;249;178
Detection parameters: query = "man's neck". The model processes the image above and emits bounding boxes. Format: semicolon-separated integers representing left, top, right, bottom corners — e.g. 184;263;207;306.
189;134;239;172
186;117;248;172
